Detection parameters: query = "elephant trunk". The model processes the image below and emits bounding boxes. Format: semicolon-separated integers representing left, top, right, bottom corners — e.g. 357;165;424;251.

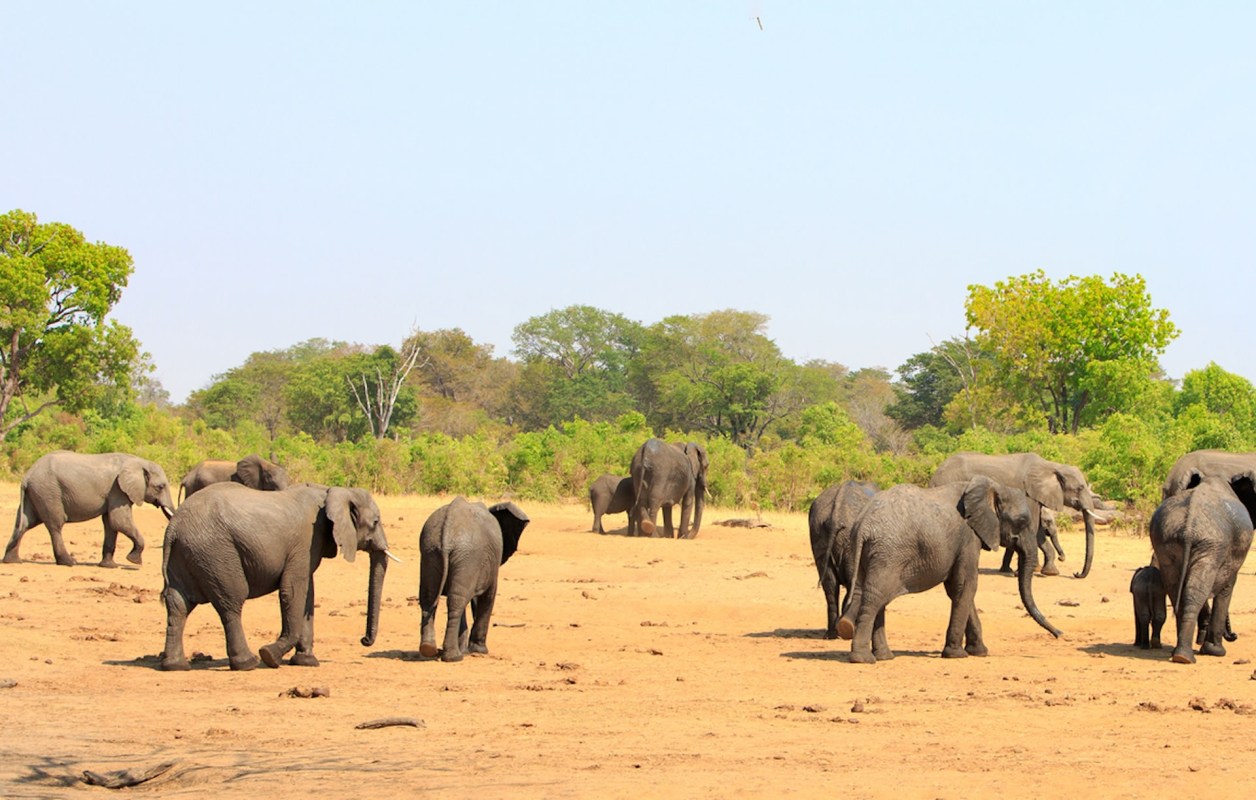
1074;509;1095;579
692;484;705;535
361;549;388;647
1018;545;1061;638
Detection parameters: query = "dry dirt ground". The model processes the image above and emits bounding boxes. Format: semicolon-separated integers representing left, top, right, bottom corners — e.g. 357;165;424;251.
2;482;1255;798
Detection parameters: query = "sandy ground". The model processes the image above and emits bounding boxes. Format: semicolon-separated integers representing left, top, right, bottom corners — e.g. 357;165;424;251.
1;482;1255;798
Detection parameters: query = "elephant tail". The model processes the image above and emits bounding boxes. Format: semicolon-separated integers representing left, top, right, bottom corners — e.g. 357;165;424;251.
11;481;33;537
1173;539;1191;614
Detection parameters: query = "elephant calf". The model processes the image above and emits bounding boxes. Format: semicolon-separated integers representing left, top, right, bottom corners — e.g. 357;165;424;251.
589;474;635;535
179;454;290;503
1130;565;1167;649
419;497;529;662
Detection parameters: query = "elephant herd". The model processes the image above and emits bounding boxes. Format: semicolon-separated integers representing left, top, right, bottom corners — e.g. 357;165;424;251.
807;450;1256;665
4;445;1254;670
588;438;710;539
5;450;529;668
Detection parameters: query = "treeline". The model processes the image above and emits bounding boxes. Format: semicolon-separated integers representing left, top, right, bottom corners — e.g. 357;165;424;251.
2;212;1252;515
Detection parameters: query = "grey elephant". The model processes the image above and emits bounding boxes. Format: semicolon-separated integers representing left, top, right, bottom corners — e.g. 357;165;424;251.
1149;475;1255;664
930;452;1102;578
160;482;395;671
5;451;175;568
999;506;1064;576
837;477;1061;664
807;480;878;639
1130;564;1167;649
419;497;529;662
589;474;636;535
178;454;290;503
1162;449;1256;499
630;439;709;539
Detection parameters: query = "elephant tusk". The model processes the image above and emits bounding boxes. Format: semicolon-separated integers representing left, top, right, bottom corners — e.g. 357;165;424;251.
384;550;403;564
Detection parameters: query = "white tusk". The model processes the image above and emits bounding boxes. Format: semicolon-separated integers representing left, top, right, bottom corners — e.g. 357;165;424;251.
384;550;403;564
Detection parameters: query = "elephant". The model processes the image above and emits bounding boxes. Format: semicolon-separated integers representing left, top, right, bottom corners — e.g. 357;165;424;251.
178;454;290;503
159;482;395;671
1162;449;1256;499
998;506;1064;575
1148;474;1256;664
589;474;635;535
630;438;709;539
4;451;175;568
836;476;1061;664
930;452;1102;578
807;480;878;639
419;497;529;662
1130;564;1167;649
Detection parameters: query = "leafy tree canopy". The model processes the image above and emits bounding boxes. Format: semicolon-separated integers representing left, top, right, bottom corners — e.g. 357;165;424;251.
0;209;140;440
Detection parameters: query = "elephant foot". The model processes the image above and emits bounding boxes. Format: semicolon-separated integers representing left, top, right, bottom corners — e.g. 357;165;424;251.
1224;631;1239;643
230;654;261;671
1200;641;1226;657
941;645;969;659
872;647;895;661
1149;638;1162;649
55;557;77;567
1039;564;1060;577
440;649;464;663
639;520;656;536
98;558;119;569
836;618;855;640
126;548;143;566
824;628;840;641
965;642;989;657
258;645;285;669
1170;648;1196;665
847;649;877;665
998;566;1015;576
467;642;488;655
160;658;191;671
2;551;21;564
289;652;321;667
419;642;439;658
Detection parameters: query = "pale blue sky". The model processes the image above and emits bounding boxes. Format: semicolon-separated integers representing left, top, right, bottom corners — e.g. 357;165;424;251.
4;2;1254;402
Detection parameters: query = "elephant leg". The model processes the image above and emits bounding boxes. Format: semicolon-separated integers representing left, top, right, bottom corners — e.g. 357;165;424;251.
419;598;441;658
1150;598;1166;649
1038;536;1059;577
160;588;194;671
1133;598;1151;648
99;521;121;569
212;601;259;671
467;588;496;655
107;508;145;566
288;576;320;667
678;494;694;539
999;547;1015;575
661;504;675;539
442;592;470;662
963;604;988;657
593;510;603;534
871;608;893;661
259;577;309;668
1201;588;1234;658
849;587;889;664
941;578;977;659
823;580;841;639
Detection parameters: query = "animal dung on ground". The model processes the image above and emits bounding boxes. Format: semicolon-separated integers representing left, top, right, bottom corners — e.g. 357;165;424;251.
282;686;330;699
714;518;771;528
0;678;16;689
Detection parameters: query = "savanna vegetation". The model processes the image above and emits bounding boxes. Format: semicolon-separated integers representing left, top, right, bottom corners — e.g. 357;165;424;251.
4;208;1253;518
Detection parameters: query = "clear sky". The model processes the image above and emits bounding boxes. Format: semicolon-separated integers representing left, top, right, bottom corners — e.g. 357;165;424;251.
5;2;1254;403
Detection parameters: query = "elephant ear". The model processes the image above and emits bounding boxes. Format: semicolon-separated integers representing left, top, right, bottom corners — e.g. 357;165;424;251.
233;455;262;489
489;502;530;565
960;476;1002;552
686;443;710;485
1025;462;1065;510
324;487;359;562
117;462;147;505
1227;470;1256;525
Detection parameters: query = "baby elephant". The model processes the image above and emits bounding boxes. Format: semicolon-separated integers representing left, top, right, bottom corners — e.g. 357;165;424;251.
1130;565;1167;649
419;497;529;662
589;474;635;535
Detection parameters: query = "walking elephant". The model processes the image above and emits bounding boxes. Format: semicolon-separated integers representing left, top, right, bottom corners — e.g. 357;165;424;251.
1149;475;1256;664
419;497;529;662
160;483;395;671
178;454;290;503
807;480;878;639
1130;564;1167;649
837;477;1061;664
930;452;1102;578
5;451;175;568
630;439;709;539
589;474;635;535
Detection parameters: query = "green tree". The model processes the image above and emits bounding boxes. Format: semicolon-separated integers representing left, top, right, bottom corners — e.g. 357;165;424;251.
0;209;141;440
965;271;1178;434
511;305;643;428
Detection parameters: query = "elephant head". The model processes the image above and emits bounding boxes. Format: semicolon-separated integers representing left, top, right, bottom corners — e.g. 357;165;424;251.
961;476;1061;638
323;487;392;647
118;459;176;520
1022;459;1099;579
233;454;291;491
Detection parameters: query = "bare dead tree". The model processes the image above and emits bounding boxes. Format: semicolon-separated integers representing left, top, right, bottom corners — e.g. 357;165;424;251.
931;334;980;431
348;331;427;439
